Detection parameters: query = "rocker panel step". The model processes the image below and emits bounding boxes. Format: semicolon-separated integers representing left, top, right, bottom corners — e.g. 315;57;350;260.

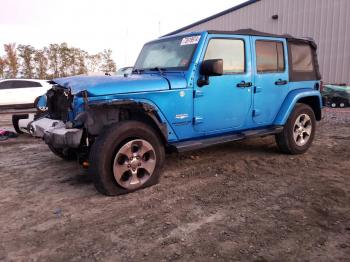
172;126;283;152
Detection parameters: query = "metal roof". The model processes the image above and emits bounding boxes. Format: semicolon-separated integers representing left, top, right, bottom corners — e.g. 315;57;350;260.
164;0;261;36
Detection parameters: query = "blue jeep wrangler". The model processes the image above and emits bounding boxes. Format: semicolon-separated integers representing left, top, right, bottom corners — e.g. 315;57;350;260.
32;29;322;195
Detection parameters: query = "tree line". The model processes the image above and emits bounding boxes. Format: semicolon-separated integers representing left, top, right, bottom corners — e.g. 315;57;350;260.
0;43;117;79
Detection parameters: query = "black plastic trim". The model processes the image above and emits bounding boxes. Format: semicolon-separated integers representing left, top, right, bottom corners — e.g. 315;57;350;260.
172;126;283;152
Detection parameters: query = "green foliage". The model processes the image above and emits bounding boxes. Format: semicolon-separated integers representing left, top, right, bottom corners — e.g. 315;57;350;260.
1;43;117;79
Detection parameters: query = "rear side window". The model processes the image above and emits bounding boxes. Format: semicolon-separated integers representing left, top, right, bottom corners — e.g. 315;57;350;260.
290;43;314;72
256;41;285;73
204;39;245;74
0;81;13;89
12;81;42;88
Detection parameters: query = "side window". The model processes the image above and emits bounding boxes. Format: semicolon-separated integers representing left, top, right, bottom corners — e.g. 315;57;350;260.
12;81;42;88
256;40;285;73
204;39;245;74
12;81;27;88
290;43;314;72
0;81;13;89
26;81;42;87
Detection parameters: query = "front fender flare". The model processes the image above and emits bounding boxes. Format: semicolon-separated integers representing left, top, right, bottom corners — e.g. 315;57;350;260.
87;98;178;142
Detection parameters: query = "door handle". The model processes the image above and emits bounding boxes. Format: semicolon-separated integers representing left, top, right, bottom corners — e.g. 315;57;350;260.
275;79;288;85
236;81;252;88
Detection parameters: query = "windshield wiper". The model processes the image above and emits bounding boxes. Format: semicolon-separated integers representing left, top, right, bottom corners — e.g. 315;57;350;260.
149;67;166;75
132;69;144;74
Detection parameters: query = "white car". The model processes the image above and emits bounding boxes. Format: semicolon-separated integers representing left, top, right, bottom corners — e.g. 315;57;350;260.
0;79;53;109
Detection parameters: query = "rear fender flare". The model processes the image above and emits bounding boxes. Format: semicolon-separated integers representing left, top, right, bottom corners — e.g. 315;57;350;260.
274;89;322;125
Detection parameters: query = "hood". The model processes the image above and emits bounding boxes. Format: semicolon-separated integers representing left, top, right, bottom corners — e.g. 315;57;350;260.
53;74;186;96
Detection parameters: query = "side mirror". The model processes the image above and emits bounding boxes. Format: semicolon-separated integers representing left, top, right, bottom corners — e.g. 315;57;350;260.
198;59;223;87
200;59;223;76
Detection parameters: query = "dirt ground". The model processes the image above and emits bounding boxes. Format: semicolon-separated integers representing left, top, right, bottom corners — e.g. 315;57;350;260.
0;109;349;262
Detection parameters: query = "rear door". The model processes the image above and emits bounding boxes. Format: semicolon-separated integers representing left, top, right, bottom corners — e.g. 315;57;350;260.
252;37;289;125
0;81;15;105
11;80;44;104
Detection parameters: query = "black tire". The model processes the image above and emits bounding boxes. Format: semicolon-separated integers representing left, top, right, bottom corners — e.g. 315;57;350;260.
48;144;77;161
338;99;348;108
34;96;48;112
329;97;339;108
33;96;40;109
89;121;165;196
330;102;337;108
275;103;316;154
12;114;29;134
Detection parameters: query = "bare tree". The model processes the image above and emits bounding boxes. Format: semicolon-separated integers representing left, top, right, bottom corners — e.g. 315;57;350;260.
77;49;88;75
1;42;117;79
101;49;116;73
17;44;35;78
86;53;102;72
59;43;70;77
0;56;6;78
34;48;48;79
4;43;19;78
47;44;60;78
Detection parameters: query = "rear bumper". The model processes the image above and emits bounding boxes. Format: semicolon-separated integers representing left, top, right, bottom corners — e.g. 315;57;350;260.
31;118;83;148
0;103;34;110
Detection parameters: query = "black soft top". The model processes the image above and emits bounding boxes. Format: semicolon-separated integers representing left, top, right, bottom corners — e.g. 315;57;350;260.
208;28;317;48
208;28;320;81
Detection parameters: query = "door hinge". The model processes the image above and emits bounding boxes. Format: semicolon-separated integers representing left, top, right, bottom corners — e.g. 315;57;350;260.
254;86;262;93
252;109;261;117
193;116;204;124
193;90;204;98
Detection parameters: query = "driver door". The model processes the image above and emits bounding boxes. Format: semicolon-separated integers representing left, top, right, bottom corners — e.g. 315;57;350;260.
193;36;253;134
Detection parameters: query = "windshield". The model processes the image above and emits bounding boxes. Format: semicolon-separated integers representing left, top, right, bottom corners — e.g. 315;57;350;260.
134;35;201;71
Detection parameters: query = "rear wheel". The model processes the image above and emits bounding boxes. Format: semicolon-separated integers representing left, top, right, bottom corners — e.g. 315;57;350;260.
339;99;348;108
276;103;316;154
89;121;165;196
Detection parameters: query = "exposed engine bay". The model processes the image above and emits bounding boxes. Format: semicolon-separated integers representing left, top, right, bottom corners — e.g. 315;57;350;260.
12;84;167;153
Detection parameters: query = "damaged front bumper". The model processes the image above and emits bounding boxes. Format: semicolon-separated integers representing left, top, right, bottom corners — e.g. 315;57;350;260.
31;118;83;148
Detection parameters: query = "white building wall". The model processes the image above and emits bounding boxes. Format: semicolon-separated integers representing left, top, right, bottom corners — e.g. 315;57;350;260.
178;0;350;84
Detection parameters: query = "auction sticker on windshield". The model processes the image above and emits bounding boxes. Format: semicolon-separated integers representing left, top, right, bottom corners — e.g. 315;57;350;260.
180;36;201;45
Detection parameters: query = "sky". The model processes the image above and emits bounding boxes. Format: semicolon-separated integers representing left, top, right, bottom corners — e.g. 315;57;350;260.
0;0;246;68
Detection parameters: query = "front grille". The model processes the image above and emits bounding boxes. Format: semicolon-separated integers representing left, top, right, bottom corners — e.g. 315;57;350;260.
47;87;73;121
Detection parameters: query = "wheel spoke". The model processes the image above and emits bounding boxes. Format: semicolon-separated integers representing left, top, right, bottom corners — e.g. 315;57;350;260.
141;159;156;174
137;141;153;158
302;114;310;126
127;171;140;186
304;125;312;136
293;130;299;142
113;162;130;181
119;142;133;158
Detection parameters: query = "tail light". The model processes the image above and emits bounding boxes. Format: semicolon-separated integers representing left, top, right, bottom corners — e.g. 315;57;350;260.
319;81;324;92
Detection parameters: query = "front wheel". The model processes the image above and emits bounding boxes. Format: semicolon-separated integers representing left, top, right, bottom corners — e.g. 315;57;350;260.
89;121;165;196
275;103;316;154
